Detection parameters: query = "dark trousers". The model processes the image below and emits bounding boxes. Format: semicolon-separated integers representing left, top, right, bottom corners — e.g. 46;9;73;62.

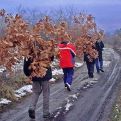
62;68;74;85
86;61;94;78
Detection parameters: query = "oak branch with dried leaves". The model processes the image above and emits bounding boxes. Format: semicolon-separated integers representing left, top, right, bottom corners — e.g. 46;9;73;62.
0;9;104;77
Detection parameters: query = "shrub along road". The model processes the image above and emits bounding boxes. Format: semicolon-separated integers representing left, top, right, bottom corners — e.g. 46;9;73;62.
0;48;121;121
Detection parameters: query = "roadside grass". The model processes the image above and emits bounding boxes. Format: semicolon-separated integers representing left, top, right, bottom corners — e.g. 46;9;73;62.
0;61;83;112
0;84;16;101
110;48;121;121
0;73;29;102
110;84;121;121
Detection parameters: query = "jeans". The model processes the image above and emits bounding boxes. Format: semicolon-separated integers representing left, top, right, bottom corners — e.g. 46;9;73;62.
95;58;103;72
62;68;74;85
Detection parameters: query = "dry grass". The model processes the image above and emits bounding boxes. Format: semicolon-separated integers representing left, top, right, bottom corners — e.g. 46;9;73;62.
110;83;121;121
0;84;16;101
0;73;29;101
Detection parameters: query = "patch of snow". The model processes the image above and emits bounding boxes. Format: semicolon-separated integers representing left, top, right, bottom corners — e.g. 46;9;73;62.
83;87;87;89
57;107;62;109
103;61;111;67
0;67;6;73
52;69;63;76
69;94;78;99
65;103;73;111
54;112;60;118
86;84;90;87
65;98;70;103
0;98;11;104
90;81;98;84
15;92;26;97
49;78;56;83
14;94;21;98
15;85;32;97
75;62;83;68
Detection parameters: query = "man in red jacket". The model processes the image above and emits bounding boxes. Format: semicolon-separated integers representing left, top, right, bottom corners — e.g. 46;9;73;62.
58;40;76;91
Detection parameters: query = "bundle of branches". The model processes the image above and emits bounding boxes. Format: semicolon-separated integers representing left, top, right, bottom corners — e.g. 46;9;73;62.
74;13;103;61
0;9;54;77
76;35;98;61
0;9;104;77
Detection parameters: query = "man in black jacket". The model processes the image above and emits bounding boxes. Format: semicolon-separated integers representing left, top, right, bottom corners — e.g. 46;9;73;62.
95;39;104;73
23;56;53;119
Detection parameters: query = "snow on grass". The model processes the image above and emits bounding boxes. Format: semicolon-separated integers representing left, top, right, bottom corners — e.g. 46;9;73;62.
65;103;73;111
0;85;32;106
69;94;78;99
0;98;11;105
103;61;111;67
75;62;83;68
49;78;56;83
0;66;6;73
90;80;98;84
0;69;5;73
15;85;32;97
54;112;60;118
52;69;63;76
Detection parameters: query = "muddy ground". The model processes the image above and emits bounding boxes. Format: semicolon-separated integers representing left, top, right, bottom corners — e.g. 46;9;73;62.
0;48;121;121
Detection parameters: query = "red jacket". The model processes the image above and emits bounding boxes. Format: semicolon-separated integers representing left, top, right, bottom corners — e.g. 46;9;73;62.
58;43;76;68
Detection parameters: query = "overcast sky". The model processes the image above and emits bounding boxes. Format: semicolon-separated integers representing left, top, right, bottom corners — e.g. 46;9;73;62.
1;0;121;7
0;0;121;32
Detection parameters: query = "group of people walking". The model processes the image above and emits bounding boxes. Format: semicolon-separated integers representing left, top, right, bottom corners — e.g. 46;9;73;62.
23;37;104;119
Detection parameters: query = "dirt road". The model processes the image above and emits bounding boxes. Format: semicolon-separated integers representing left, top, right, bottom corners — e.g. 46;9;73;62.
0;48;121;121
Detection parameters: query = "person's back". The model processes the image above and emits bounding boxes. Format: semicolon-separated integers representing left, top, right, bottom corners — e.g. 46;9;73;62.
95;40;104;72
58;41;76;91
58;42;76;68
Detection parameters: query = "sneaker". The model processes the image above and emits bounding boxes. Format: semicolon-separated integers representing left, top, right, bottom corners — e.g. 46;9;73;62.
28;109;35;119
65;83;71;91
100;69;104;72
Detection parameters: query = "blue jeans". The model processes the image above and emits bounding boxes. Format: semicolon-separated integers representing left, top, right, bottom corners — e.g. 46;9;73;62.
95;58;103;72
62;68;74;85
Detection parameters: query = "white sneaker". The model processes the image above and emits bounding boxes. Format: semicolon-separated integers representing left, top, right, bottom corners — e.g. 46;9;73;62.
65;83;71;91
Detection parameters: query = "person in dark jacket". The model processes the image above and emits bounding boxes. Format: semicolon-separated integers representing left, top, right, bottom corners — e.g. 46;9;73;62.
23;56;53;119
84;52;95;78
95;39;104;73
